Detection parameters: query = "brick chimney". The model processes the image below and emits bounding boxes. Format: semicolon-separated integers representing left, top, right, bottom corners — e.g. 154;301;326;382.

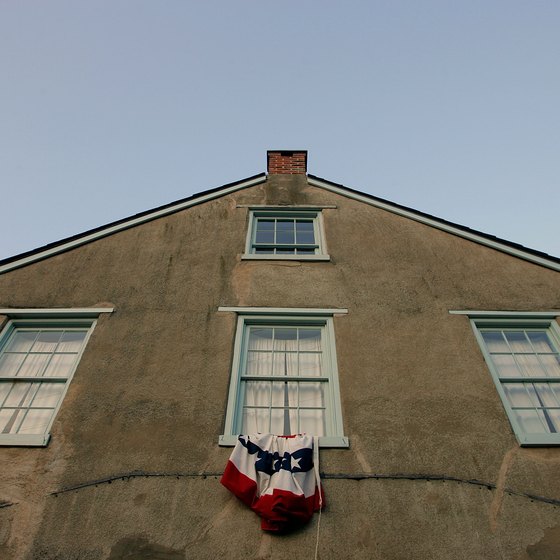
267;150;307;175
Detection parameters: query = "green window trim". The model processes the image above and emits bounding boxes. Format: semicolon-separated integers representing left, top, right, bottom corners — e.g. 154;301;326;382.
220;311;348;448
471;316;560;446
0;310;111;447
242;209;330;261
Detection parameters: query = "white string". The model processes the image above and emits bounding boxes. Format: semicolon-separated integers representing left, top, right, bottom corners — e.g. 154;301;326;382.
313;436;322;560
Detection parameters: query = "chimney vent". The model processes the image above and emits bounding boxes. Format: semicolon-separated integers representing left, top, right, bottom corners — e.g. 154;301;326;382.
267;150;307;175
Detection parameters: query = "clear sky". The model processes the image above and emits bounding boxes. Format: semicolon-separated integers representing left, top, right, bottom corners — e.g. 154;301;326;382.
1;1;559;260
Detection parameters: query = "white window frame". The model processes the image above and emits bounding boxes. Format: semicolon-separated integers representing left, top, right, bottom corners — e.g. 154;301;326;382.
0;308;112;446
242;207;330;261
466;312;560;446
218;307;348;447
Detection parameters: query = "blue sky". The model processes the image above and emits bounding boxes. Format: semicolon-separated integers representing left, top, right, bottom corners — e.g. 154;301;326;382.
1;1;559;260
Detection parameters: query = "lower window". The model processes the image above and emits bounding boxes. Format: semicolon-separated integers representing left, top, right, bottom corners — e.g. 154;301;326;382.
220;311;347;447
472;316;560;445
0;319;95;446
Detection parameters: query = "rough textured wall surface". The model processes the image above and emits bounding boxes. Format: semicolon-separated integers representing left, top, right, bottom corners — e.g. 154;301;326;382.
0;174;559;559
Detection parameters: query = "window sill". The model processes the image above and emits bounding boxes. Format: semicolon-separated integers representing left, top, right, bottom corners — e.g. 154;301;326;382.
219;434;349;448
516;434;560;446
241;254;331;262
0;433;50;446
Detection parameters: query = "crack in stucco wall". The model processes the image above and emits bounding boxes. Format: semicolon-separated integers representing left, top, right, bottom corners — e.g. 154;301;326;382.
34;469;560;509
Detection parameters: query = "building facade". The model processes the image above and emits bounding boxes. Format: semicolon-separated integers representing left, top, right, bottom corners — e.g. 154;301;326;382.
1;151;559;559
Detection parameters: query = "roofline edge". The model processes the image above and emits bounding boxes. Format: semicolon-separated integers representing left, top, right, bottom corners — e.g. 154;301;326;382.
0;174;267;274
307;176;560;273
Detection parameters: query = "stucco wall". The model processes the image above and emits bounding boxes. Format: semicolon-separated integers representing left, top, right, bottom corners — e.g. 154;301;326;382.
0;175;559;559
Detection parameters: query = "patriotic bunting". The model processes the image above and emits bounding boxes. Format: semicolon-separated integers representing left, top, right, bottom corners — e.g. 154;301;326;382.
221;433;323;531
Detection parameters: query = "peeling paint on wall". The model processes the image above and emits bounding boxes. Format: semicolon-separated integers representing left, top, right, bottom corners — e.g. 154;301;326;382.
489;446;518;532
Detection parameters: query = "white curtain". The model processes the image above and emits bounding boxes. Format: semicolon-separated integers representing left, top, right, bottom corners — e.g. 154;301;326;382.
0;329;85;436
242;328;326;436
484;329;560;434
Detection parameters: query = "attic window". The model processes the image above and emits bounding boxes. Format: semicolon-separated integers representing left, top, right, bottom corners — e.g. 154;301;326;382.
243;209;330;261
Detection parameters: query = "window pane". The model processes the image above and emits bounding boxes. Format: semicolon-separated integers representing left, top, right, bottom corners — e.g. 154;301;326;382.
299;408;326;437
296;248;316;255
31;331;63;353
295;221;315;244
5;331;37;352
513;409;547;433
246;351;273;376
269;408;284;435
504;331;531;353
17;354;50;377
32;383;65;408
503;383;533;407
296;220;314;232
0;353;26;376
295;232;315;244
527;331;555;353
276;221;295;244
539;355;560;377
482;331;508;352
299;329;321;350
269;408;298;436
243;381;270;407
248;329;273;351
548;409;560;433
274;328;297;347
299;353;322;376
241;407;270;434
532;383;560;408
17;409;52;435
256;219;275;231
272;351;298;376
0;383;10;405
254;247;274;254
516;355;546;378
57;331;87;353
0;409;14;433
255;230;274;244
4;382;33;407
276;220;294;231
20;383;41;407
276;248;296;254
271;382;297;407
287;408;298;435
492;355;520;378
299;382;324;407
0;408;29;434
43;354;77;378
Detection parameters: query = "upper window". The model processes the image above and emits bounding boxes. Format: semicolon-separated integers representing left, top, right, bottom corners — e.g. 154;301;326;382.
243;209;330;260
219;309;347;447
472;316;560;445
0;315;98;446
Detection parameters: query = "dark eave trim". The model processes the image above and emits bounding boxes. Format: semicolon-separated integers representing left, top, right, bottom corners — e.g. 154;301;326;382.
307;174;560;272
0;173;266;273
1;170;558;274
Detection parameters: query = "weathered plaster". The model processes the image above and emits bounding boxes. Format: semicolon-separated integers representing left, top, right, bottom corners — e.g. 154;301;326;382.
0;175;559;559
